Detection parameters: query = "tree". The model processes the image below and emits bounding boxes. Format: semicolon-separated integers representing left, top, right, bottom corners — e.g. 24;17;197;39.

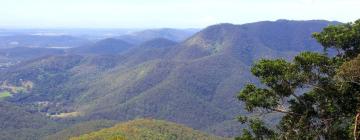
237;20;360;139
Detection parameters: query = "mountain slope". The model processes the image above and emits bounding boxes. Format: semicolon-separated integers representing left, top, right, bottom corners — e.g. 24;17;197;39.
0;101;63;140
116;38;177;66
70;119;228;140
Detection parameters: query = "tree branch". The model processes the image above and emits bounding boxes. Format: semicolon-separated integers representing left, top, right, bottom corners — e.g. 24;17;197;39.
269;108;301;116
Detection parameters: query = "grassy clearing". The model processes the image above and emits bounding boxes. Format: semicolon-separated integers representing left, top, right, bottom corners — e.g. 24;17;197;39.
0;91;12;98
49;112;82;118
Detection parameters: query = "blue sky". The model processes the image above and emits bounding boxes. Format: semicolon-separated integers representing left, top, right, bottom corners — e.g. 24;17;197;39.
0;0;359;28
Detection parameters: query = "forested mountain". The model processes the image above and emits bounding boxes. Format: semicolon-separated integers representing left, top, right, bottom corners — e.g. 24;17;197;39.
0;20;340;139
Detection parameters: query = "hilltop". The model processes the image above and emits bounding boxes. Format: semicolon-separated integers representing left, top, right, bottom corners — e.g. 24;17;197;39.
70;119;228;140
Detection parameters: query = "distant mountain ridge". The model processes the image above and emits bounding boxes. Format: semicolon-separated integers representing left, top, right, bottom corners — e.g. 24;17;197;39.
70;38;134;55
118;28;200;44
173;20;340;62
0;34;89;49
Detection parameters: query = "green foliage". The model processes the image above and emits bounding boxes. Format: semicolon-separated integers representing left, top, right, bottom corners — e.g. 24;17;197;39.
337;54;360;83
237;20;360;139
238;84;278;111
313;19;360;59
236;118;277;140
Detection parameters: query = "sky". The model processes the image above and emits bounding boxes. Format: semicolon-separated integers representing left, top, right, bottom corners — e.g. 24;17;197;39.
0;0;359;28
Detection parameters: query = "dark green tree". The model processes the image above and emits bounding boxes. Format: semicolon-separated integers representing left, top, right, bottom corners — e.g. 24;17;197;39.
237;20;360;140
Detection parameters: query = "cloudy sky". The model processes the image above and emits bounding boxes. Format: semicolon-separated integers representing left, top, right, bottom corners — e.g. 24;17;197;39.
0;0;358;28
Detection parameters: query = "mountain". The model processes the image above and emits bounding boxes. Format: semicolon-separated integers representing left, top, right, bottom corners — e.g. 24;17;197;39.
0;20;340;139
70;119;228;140
70;38;134;55
118;28;199;44
80;20;337;136
171;20;339;62
0;35;89;49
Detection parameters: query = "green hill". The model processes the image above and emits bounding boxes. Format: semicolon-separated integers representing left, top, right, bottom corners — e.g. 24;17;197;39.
70;119;228;140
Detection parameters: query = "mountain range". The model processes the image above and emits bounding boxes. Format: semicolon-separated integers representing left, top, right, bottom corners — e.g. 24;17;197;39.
0;20;339;139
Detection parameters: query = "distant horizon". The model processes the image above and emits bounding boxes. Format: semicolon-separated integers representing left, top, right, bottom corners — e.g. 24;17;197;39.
1;0;358;29
0;19;344;30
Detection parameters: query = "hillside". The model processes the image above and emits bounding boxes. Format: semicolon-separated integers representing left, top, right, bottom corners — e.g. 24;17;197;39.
116;38;177;66
70;119;228;140
0;20;339;138
0;101;64;140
